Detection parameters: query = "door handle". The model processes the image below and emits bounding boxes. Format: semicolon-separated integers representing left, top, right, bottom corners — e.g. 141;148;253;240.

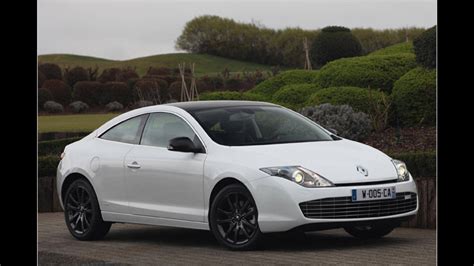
127;161;141;169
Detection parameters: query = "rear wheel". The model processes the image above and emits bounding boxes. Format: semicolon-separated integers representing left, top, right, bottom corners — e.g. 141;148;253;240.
344;223;397;239
64;179;111;240
209;184;262;250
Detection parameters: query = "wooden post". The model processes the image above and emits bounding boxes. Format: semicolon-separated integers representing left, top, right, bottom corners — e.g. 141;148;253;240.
178;63;190;102
303;37;312;70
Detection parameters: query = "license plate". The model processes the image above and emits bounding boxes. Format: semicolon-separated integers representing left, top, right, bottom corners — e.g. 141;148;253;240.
351;186;396;202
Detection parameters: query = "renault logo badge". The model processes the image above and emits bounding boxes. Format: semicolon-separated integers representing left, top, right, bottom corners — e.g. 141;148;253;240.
356;165;368;176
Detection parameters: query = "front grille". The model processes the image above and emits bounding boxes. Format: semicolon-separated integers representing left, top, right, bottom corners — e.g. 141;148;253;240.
299;192;417;219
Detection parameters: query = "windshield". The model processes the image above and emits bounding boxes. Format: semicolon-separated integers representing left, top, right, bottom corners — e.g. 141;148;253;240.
189;106;334;146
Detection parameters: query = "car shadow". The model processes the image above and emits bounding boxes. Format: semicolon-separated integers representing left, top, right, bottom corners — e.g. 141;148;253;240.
104;225;412;251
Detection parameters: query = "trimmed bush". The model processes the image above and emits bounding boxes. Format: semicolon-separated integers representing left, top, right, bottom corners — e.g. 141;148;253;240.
146;67;172;76
301;103;372;141
64;66;89;87
132;100;153;109
310;26;362;67
38;155;60;177
38;63;62;80
38;137;82;156
38;88;53;109
73;81;102;106
250;70;319;96
199;91;267;101
101;82;132;106
391;67;436;127
305;86;387;117
272;84;321;110
43;101;64;113
69;101;89;113
42;79;72;105
106;101;124;112
198;76;225;92
388;151;436;178
369;42;414;56
314;54;417;93
38;71;46;88
413;26;436;68
225;78;246;91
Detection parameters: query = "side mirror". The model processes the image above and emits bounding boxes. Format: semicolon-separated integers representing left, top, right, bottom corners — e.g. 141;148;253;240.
168;137;202;153
328;128;338;135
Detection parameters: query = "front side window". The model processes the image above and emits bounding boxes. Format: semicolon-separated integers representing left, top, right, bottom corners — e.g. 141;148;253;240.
100;114;148;144
190;106;333;146
141;113;200;148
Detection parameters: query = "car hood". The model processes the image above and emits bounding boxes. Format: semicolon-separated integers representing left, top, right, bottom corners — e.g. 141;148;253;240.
225;139;397;184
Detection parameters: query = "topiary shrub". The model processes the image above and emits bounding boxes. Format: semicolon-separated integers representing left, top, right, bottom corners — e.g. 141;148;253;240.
272;84;321;110
38;63;62;80
368;42;414;56
225;77;246;91
38;155;60;177
64;66;89;87
198;76;225;92
199;91;267;101
38;88;53;109
98;68;138;83
43;101;64;113
310;26;362;67
38;137;82;156
117;67;139;82
69;101;89;113
314;54;417;93
42;79;72;105
391;67;436;127
105;101;124;112
413;26;436;68
134;79;163;103
301;103;372;141
38;71;46;88
132;100;153;109
145;66;172;76
249;70;319;96
72;81;102;106
100;82;132;106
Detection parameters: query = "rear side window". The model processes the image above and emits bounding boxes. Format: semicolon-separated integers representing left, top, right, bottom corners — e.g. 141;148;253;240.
100;114;148;144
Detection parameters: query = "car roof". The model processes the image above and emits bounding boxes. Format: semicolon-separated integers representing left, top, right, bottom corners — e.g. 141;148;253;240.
164;100;278;112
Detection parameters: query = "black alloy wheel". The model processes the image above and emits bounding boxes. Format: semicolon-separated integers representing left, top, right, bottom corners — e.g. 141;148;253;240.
209;184;262;250
64;179;111;240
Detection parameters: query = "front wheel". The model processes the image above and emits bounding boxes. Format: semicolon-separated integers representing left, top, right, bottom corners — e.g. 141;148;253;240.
64;179;111;240
344;223;397;239
209;184;262;250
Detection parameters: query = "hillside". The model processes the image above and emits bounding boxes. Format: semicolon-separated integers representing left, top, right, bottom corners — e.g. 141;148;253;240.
38;53;275;76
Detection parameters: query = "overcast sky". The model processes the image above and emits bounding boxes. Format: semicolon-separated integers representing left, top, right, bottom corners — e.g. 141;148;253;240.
38;0;437;60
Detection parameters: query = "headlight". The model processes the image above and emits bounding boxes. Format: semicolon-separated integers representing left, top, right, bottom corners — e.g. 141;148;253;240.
259;166;334;188
392;159;410;182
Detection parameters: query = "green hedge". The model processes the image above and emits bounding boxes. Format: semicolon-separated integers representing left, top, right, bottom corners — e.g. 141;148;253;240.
249;70;319;96
199;91;267;101
39;155;60;177
369;42;414;56
313;54;417;93
389;151;436;178
413;26;436;69
38;137;82;156
391;67;436;127
305;86;387;117
272;84;321;110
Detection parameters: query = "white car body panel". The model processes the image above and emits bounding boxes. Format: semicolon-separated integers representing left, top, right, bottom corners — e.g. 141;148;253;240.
57;101;418;233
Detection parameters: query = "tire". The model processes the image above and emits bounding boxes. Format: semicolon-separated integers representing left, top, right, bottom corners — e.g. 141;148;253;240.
344;223;397;239
209;184;262;250
63;179;111;240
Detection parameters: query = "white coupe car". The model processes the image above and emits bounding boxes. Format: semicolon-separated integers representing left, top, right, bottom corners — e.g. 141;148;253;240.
57;101;418;250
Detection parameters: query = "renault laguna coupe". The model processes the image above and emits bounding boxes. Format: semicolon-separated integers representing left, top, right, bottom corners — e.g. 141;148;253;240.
57;101;418;250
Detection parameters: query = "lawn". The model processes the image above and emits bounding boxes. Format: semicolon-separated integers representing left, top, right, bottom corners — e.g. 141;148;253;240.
38;53;275;77
38;113;120;133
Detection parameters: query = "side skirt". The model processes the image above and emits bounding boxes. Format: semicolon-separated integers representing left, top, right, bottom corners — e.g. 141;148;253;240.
102;211;209;231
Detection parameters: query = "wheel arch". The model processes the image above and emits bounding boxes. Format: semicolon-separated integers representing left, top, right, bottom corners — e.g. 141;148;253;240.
61;172;96;203
207;177;253;221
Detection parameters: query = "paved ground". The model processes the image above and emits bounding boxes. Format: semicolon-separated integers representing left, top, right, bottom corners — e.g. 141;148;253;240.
39;212;436;265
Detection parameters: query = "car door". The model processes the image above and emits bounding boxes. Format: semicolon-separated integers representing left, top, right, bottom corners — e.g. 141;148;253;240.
92;114;148;214
124;112;207;222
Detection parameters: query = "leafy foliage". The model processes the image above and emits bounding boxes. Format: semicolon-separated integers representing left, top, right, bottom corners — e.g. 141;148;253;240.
42;79;72;105
352;27;425;54
38;63;62;80
199;91;267;101
69;101;89;113
310;26;362;67
369;42;414;56
413;26;436;68
38;137;82;156
391;67;436;127
106;101;124;112
43;101;64;113
38;88;53;109
389;151;436;177
38;155;60;177
272;84;321;110
64;66;89;87
301;103;372;141
101;82;132;106
72;81;102;106
250;70;319;96
314;54;417;93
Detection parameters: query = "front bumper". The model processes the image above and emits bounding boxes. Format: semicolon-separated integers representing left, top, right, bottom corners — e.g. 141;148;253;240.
248;176;418;233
